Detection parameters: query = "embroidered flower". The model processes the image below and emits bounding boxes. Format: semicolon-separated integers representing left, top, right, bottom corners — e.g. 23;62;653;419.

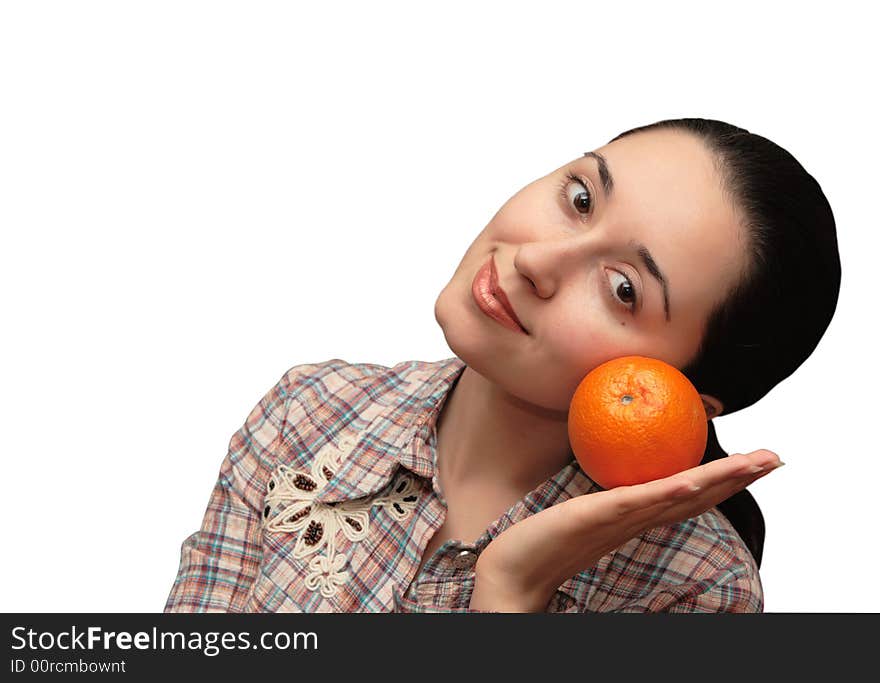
304;553;349;599
262;431;419;599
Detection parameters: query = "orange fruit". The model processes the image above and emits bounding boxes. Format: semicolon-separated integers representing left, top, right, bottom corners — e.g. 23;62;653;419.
567;355;708;489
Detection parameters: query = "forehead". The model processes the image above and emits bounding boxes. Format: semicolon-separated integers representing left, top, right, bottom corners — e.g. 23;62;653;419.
596;129;747;304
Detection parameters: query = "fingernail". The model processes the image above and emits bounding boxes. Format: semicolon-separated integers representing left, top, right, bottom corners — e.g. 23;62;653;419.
751;460;785;475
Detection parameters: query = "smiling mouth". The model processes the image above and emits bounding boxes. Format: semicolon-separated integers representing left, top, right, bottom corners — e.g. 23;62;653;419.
489;256;527;332
471;254;528;335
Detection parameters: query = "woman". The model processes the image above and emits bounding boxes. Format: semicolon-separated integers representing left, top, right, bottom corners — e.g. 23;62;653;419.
164;118;840;612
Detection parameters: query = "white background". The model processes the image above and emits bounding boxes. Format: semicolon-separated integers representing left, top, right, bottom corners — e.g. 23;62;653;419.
1;1;875;613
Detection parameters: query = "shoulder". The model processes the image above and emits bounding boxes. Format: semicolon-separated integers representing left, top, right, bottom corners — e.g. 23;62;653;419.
648;506;760;581
640;506;763;611
572;506;763;612
273;357;454;467
277;358;386;394
278;357;441;402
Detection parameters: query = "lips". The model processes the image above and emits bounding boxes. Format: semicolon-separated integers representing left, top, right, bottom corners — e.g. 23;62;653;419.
471;251;530;334
488;255;527;332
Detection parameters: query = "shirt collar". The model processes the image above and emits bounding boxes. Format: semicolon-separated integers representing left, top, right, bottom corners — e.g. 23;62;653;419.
312;356;467;504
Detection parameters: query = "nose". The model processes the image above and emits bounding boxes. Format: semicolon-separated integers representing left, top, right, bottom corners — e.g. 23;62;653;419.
514;235;596;299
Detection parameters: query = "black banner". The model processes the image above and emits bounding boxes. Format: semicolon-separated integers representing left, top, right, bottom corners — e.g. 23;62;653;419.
2;613;876;677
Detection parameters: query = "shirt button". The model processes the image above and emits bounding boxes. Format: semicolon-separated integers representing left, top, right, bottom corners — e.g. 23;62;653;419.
452;549;478;570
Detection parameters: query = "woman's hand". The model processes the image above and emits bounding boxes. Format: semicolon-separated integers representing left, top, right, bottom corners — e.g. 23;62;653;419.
470;449;784;612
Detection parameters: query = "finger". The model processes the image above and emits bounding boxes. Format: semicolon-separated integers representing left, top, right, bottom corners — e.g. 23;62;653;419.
586;449;783;527
607;451;784;527
699;460;784;505
672;450;783;490
609;450;773;510
607;476;700;516
605;454;752;515
654;460;785;526
672;456;785;509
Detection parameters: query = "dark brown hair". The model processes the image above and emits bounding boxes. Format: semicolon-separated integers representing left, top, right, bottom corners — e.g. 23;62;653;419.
610;118;841;416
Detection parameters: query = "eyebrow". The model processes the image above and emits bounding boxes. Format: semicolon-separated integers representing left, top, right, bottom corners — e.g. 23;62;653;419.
630;239;671;322
583;151;614;199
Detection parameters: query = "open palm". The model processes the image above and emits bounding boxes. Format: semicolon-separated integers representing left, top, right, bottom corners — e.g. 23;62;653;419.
471;449;784;612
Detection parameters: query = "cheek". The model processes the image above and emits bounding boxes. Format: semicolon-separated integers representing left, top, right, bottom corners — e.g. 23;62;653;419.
517;318;629;412
545;300;638;375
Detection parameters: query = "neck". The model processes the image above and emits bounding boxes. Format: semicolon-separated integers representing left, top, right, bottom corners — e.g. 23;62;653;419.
434;365;575;499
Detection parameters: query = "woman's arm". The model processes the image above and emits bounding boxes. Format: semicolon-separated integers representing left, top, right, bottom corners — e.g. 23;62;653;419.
468;450;781;613
163;369;294;612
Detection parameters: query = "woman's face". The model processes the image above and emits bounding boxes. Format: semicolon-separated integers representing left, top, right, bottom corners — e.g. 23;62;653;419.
434;128;748;415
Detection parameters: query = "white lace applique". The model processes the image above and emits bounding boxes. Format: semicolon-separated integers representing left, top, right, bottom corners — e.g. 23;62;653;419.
261;431;420;599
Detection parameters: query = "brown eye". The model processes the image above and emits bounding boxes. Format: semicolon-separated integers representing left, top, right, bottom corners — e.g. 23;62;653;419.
559;172;594;217
573;187;592;213
607;269;638;312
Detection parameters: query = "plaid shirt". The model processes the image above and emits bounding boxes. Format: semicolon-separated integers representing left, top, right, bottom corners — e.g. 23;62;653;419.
164;357;763;613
